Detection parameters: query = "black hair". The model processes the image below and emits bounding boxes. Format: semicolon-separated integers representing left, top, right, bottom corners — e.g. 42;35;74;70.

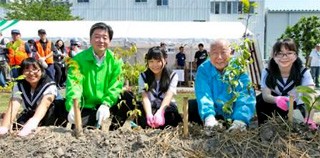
55;39;66;54
198;43;204;47
90;22;113;41
19;57;46;77
143;46;171;93
266;38;303;89
27;39;35;44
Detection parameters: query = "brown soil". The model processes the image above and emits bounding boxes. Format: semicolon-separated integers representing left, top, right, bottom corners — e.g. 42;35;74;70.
0;118;319;158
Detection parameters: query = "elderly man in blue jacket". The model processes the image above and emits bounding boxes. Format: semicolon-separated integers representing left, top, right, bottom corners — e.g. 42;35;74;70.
191;39;256;131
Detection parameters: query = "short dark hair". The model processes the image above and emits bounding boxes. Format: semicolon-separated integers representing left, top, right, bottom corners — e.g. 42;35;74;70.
198;43;204;47
90;22;113;41
19;57;45;76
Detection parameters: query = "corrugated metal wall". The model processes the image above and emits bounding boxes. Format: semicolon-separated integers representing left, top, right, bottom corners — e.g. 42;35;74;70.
70;0;210;21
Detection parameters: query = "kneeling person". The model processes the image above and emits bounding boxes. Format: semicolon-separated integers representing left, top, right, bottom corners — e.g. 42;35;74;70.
189;39;256;131
0;57;59;136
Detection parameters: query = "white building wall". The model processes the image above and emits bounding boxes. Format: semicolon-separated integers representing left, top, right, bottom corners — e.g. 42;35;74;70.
266;11;320;59
69;0;209;21
209;0;265;58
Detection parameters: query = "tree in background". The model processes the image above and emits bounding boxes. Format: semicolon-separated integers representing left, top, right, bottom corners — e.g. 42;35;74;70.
280;16;320;62
0;0;81;20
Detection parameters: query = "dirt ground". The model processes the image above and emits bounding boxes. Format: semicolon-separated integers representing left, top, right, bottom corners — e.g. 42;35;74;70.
0;118;319;158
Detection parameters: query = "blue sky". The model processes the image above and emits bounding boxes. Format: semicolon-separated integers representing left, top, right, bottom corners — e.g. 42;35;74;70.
265;0;320;10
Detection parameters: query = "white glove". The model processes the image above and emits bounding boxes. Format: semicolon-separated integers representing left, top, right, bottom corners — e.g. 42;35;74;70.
0;126;9;135
227;120;246;132
204;115;219;127
96;105;110;125
39;57;48;68
67;106;75;124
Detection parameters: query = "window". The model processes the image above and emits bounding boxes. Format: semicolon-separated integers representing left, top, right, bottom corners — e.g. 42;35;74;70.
220;2;226;14
232;1;238;14
157;0;168;6
227;1;232;14
210;1;254;15
238;1;243;14
135;0;147;2
78;0;89;2
214;2;220;14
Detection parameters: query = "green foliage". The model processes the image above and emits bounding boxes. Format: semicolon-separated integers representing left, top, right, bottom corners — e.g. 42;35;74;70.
280;16;320;58
221;38;254;114
113;44;146;120
0;0;81;20
296;86;320;124
240;0;258;38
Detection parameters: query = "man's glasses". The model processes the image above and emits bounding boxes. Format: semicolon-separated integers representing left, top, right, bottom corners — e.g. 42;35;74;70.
23;69;40;75
275;51;296;58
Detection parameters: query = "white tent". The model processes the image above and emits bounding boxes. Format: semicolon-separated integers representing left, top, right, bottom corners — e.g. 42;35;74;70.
1;20;253;82
0;20;250;48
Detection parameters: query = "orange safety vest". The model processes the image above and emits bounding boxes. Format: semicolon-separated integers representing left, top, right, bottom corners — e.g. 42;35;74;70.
35;40;54;64
6;40;29;66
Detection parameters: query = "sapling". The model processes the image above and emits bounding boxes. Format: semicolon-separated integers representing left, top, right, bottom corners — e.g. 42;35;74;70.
296;86;320;127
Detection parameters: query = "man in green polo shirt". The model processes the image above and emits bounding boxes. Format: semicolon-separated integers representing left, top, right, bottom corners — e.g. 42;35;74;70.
66;22;130;129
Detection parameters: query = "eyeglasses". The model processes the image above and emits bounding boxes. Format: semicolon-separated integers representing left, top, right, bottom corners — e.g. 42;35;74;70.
275;51;296;58
23;69;40;75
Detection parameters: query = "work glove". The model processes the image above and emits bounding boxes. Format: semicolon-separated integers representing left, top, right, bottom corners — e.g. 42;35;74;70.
146;114;156;128
67;106;75;124
227;120;246;132
38;57;48;68
304;118;318;130
18;117;40;137
275;96;289;111
0;127;9;135
153;108;165;128
96;105;110;126
204;115;219;127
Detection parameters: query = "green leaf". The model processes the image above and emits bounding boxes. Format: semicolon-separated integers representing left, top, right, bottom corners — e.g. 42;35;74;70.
296;86;317;94
300;96;311;107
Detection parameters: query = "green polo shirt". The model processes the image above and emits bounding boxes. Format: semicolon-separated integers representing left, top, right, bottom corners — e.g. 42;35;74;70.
65;47;124;111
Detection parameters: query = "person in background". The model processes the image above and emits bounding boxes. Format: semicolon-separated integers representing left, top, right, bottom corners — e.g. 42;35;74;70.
0;58;62;136
54;39;68;89
0;32;10;86
137;46;182;129
308;43;320;88
160;42;167;53
69;39;82;58
194;43;208;70
27;39;37;58
175;46;186;69
66;22;133;130
256;38;317;129
35;29;56;80
6;29;31;78
189;39;256;131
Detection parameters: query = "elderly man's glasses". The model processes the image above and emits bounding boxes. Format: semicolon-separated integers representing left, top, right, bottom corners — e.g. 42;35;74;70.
23;69;40;75
275;51;296;58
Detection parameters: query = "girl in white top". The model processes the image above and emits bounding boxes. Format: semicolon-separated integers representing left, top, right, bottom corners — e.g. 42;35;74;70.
257;38;317;129
0;57;58;136
138;46;181;129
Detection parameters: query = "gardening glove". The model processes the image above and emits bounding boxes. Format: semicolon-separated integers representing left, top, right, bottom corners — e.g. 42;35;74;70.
153;108;165;128
96;105;110;126
304;118;318;130
204;115;219;127
67;106;75;124
146;114;156;128
275;96;289;111
18;117;40;137
0;126;9;135
227;120;246;132
293;109;305;124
